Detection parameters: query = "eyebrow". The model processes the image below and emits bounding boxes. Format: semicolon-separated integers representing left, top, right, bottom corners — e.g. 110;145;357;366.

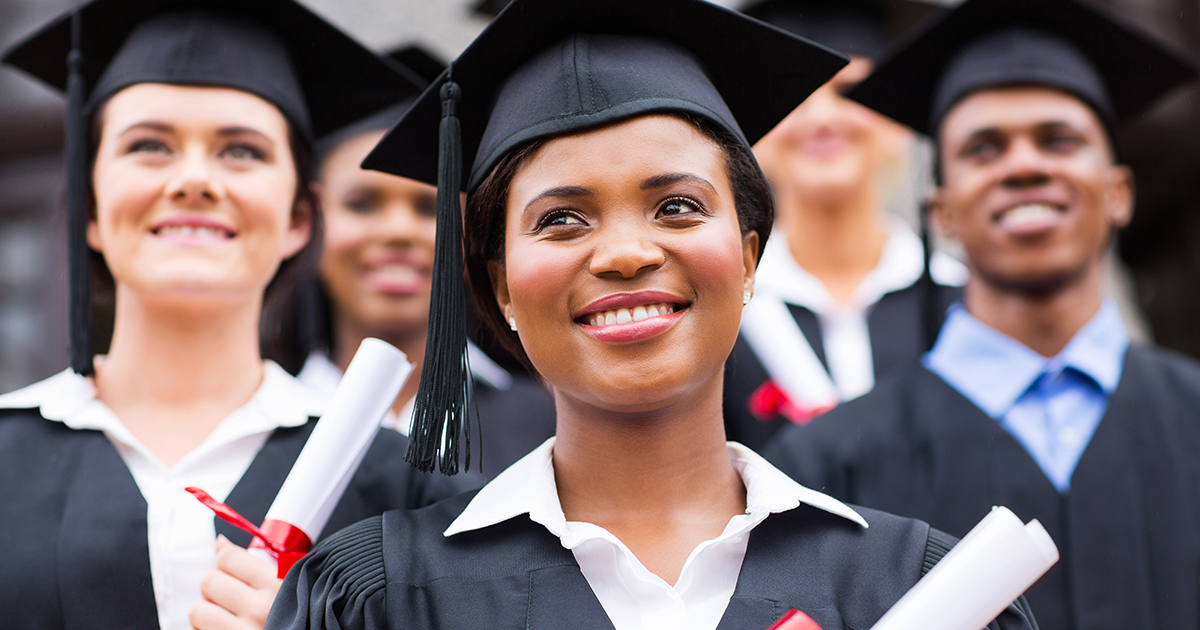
523;186;592;214
641;172;717;194
116;121;273;141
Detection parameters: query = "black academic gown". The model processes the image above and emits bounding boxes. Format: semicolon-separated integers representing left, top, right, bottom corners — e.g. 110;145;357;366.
724;281;962;451
0;410;481;630
471;374;557;478
763;346;1200;630
267;492;1037;630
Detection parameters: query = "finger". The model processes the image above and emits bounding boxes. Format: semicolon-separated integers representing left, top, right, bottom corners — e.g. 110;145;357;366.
199;567;270;622
189;599;255;630
214;539;281;591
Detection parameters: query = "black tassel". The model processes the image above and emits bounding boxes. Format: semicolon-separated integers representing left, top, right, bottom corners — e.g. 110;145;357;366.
919;200;939;352
405;76;476;475
65;10;93;376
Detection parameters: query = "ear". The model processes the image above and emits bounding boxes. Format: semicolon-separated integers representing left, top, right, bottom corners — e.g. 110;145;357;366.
927;189;956;241
742;231;760;291
489;259;512;321
1106;165;1134;229
86;218;103;253
282;186;316;259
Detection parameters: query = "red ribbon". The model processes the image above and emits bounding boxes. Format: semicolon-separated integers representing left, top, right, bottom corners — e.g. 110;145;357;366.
747;380;835;426
768;610;824;630
185;487;312;578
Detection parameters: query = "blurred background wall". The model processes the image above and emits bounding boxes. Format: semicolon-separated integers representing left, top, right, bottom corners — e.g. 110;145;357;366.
0;0;1196;391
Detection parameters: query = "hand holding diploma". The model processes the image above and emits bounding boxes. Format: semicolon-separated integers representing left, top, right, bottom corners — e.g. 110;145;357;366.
188;338;414;577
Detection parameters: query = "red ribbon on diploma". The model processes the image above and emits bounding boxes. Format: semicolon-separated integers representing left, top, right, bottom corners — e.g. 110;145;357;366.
186;487;313;578
768;610;824;630
748;380;835;425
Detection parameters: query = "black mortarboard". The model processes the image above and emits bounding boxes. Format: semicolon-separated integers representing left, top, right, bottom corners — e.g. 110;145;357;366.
360;0;848;474
316;45;442;159
741;0;938;59
2;0;415;376
848;0;1200;138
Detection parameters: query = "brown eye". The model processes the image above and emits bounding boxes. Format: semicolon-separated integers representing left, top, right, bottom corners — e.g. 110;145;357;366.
537;209;586;229
657;197;704;217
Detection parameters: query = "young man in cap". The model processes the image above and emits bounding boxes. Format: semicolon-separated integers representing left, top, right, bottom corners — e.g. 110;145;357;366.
763;0;1200;628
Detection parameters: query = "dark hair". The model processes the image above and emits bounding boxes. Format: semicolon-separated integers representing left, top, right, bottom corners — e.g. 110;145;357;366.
87;105;323;373
463;113;774;375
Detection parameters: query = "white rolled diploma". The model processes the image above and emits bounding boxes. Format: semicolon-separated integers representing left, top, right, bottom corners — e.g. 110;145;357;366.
869;506;1060;630
255;337;413;561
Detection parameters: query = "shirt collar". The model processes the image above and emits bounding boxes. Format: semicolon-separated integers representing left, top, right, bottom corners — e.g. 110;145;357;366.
756;216;965;314
299;342;514;395
0;360;323;434
444;438;867;539
925;301;1128;418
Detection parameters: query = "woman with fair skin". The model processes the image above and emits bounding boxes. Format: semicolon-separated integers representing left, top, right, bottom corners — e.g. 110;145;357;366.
300;119;555;474
723;0;967;450
0;5;468;630
266;1;1036;628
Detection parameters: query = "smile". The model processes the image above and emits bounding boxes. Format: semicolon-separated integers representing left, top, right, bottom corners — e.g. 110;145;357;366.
583;302;678;327
152;225;235;239
993;202;1067;235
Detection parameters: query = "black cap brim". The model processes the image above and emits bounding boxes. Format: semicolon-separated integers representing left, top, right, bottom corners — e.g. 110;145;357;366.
847;0;1200;136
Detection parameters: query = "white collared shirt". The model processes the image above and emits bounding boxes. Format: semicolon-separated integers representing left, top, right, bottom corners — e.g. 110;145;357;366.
0;362;326;630
755;216;967;400
444;438;867;630
297;342;513;436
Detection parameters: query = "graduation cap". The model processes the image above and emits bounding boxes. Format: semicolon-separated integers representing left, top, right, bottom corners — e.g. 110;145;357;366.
848;0;1200;139
845;0;1200;351
360;0;848;474
740;0;939;59
1;0;418;377
316;45;443;158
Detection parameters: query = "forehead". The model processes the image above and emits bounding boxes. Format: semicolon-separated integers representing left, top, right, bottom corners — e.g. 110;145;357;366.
100;83;289;135
938;85;1106;145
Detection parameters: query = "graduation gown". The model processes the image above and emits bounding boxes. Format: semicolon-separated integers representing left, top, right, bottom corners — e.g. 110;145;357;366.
724;281;962;451
267;492;1037;630
471;374;557;478
763;346;1200;630
0;409;480;630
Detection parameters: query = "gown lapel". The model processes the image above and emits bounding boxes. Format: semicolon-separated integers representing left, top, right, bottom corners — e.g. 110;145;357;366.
57;431;158;630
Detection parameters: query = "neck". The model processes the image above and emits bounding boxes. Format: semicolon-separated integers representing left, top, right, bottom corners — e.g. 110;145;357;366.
552;373;745;584
964;262;1106;357
332;318;427;416
96;287;265;467
782;186;888;305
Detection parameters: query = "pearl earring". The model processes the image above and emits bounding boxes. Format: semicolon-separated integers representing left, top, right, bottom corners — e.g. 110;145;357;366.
743;289;753;305
508;316;518;331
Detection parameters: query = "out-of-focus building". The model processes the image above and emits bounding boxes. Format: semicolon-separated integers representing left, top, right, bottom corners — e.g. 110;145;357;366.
0;0;1196;391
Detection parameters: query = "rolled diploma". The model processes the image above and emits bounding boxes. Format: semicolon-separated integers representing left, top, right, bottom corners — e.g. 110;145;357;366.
869;506;1060;630
252;338;412;563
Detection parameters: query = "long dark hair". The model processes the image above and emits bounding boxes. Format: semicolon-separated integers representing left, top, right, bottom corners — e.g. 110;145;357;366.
463;113;774;375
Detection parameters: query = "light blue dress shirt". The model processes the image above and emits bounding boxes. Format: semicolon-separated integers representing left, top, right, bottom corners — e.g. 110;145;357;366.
924;301;1128;493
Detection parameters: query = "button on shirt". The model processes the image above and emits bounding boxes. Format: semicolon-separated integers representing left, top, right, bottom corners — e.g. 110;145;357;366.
756;216;967;400
0;361;326;630
444;437;867;630
924;301;1128;493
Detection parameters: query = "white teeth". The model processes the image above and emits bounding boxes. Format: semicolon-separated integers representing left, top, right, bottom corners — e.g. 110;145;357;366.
999;203;1060;228
586;303;679;327
157;225;229;239
371;265;419;284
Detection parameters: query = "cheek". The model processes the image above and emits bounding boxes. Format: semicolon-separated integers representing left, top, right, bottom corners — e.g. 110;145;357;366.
230;170;297;237
322;210;371;258
505;241;578;321
683;231;748;300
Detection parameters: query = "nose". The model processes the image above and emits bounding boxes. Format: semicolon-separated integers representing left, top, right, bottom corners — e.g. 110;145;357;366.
165;144;223;206
589;225;666;279
380;202;428;246
999;136;1052;189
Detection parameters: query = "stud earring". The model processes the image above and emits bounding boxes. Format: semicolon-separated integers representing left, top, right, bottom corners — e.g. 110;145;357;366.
508;316;518;331
743;289;753;305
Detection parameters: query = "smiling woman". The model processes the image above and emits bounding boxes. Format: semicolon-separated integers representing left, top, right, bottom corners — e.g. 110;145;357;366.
265;1;1038;629
0;3;476;630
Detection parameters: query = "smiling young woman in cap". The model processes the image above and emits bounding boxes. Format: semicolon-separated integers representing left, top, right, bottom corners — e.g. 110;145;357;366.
0;3;475;629
266;1;1037;628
